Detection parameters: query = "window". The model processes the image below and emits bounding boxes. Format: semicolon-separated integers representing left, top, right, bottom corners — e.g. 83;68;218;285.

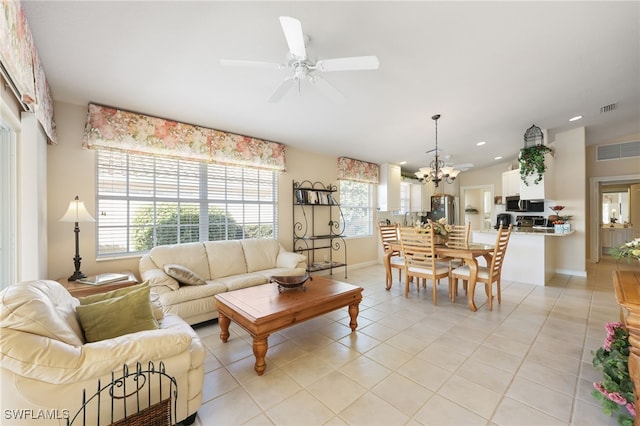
96;150;278;257
0;123;16;287
399;181;411;213
339;180;374;238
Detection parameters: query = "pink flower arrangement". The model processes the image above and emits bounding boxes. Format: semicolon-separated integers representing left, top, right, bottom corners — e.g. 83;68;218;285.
592;322;635;425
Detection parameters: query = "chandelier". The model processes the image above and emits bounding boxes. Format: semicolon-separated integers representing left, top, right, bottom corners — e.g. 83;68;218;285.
414;114;461;188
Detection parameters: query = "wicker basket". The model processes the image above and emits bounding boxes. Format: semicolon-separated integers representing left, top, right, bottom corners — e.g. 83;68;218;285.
112;399;171;426
434;234;448;245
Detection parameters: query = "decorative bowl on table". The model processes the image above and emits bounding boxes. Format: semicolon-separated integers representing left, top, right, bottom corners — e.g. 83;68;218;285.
270;273;311;292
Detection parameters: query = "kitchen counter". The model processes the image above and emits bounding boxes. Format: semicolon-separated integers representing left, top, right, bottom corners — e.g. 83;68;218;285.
475;227;575;236
472;228;573;286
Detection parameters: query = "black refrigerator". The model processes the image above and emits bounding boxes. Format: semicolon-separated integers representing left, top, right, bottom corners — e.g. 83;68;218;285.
429;195;456;224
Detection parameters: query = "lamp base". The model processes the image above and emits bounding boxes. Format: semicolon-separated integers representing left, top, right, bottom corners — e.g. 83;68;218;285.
68;271;87;281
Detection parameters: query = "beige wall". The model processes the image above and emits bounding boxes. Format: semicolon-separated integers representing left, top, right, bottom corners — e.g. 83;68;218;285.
552;127;586;275
47;101;378;281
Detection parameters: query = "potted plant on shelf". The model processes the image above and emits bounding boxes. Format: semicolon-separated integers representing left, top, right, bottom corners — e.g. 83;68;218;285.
518;144;553;185
592;321;635;426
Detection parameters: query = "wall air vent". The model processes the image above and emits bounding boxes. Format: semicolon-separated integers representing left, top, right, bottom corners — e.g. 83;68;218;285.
597;141;640;161
600;103;617;114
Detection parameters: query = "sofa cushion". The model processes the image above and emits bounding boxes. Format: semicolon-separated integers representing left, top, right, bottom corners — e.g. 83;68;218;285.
215;274;269;292
241;239;280;273
158;281;228;306
76;285;158;343
164;264;206;286
0;280;84;346
149;242;211;280
77;282;164;321
204;240;247;279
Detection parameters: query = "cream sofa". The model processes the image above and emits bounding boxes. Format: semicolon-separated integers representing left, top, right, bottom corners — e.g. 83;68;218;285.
139;238;307;325
0;280;204;425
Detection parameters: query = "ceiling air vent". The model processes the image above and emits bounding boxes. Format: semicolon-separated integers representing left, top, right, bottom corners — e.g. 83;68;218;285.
597;141;640;161
600;103;617;114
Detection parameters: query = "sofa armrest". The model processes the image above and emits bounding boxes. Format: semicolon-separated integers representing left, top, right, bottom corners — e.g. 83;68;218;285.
140;254;180;291
0;328;191;385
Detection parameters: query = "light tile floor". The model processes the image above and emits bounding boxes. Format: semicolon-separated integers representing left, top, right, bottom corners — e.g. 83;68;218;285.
190;258;639;426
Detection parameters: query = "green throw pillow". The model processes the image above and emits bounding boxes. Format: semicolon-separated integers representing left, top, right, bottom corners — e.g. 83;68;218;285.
76;285;159;343
77;281;149;305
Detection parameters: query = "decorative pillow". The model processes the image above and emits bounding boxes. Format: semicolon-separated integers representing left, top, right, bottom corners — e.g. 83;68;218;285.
78;281;163;321
76;285;158;343
276;251;307;269
163;264;206;286
78;281;149;305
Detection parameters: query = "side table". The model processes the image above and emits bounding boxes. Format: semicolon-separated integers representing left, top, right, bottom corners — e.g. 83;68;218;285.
57;271;139;297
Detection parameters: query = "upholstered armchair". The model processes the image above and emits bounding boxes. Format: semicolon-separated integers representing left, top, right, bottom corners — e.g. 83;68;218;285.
0;280;204;425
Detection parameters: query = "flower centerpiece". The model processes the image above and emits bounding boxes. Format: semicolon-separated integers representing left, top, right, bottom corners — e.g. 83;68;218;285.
592;321;635;426
417;218;452;244
610;238;640;264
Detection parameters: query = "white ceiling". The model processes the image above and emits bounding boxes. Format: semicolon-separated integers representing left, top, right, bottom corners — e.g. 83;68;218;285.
21;1;640;175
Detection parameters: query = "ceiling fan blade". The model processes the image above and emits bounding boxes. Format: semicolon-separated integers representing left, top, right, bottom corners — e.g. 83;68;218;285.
453;163;475;169
268;77;296;103
279;16;307;59
220;59;284;70
316;56;380;72
309;75;345;103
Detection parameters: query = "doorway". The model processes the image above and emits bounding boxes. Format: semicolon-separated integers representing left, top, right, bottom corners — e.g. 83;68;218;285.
589;175;640;263
460;185;495;231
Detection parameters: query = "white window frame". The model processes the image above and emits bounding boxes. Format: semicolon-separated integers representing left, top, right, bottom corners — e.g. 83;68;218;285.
339;180;374;238
0;123;17;288
96;150;278;257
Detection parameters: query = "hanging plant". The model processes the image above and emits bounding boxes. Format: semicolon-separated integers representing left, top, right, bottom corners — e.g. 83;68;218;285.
519;144;553;185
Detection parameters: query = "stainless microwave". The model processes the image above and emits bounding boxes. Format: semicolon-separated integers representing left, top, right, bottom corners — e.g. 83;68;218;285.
505;196;544;212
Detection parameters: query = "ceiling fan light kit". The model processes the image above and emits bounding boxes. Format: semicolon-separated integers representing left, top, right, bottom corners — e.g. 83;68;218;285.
220;16;380;102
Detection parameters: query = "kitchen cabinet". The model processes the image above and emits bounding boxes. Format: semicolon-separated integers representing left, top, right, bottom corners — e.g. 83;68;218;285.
602;228;633;253
410;182;429;212
519;155;555;201
502;169;520;199
378;163;401;211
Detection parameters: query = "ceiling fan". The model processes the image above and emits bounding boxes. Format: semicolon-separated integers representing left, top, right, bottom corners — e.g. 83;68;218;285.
443;155;475;172
220;16;380;102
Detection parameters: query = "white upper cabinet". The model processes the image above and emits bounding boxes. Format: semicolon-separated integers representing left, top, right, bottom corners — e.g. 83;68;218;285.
502;169;520;199
410;182;429;212
377;163;401;211
519;155;554;200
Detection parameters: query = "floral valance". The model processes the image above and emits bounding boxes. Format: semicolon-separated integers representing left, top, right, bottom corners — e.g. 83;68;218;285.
82;103;286;171
0;0;57;143
337;157;379;184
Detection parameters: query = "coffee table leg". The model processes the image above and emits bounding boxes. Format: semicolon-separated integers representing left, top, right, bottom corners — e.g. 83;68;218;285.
218;312;230;343
348;302;360;331
253;336;269;376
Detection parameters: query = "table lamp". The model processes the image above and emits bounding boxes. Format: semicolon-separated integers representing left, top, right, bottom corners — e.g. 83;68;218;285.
59;195;95;281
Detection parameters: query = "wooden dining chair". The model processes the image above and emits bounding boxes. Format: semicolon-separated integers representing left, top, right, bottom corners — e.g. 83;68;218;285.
379;223;404;289
450;224;512;310
399;226;451;303
447;223;470;262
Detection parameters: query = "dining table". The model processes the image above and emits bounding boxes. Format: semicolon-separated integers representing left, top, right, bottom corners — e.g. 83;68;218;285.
384;240;494;311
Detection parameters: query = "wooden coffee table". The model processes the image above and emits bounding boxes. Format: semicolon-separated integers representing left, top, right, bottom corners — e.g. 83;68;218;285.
214;276;363;375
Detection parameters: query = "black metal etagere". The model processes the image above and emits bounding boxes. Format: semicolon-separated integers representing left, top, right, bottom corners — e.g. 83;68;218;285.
292;180;347;278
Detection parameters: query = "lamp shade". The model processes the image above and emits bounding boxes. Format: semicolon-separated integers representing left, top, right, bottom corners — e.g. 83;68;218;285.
59;196;95;223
